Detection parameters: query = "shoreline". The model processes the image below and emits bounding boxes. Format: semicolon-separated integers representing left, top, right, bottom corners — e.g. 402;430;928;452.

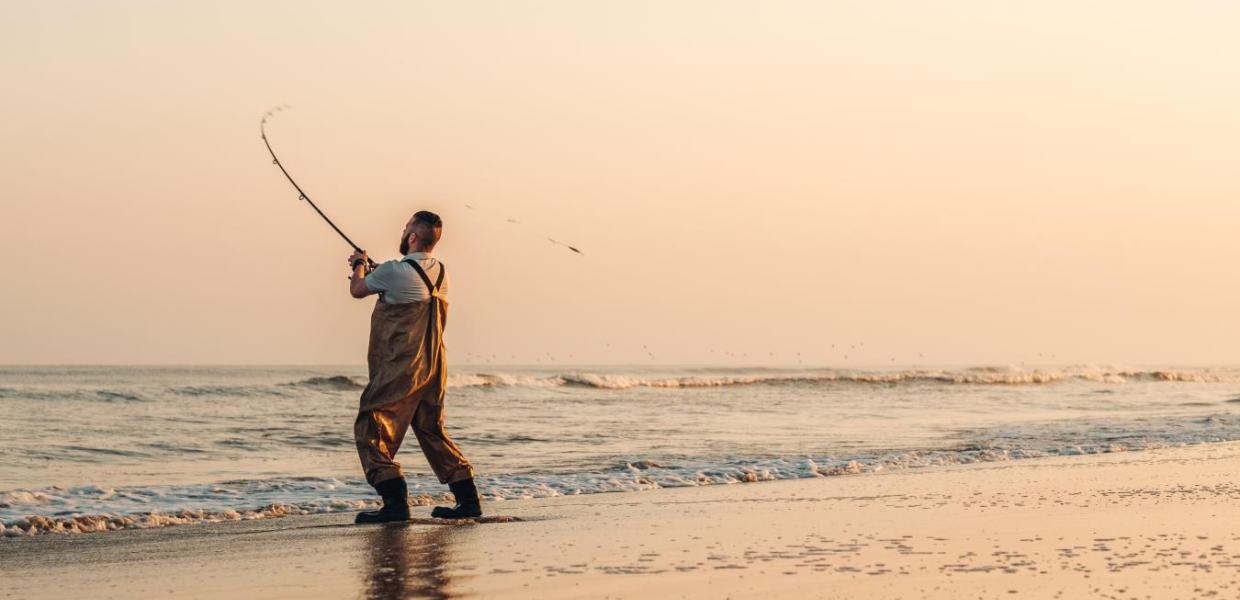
3;437;1231;537
4;442;1239;598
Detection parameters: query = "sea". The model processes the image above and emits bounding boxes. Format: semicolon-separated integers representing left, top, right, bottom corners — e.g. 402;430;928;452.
1;365;1238;536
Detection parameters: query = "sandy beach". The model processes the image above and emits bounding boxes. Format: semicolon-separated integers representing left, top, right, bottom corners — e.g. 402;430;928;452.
3;442;1236;599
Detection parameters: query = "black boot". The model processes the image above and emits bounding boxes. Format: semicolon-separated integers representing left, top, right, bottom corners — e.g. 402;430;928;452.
431;478;482;519
355;477;411;524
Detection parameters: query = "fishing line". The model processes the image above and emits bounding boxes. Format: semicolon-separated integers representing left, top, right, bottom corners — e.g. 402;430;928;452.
262;106;584;262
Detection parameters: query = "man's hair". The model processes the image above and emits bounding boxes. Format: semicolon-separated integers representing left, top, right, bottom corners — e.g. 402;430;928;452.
411;210;443;251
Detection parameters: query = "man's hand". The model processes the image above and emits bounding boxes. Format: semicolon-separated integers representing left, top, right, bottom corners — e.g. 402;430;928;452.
348;251;376;299
348;250;369;272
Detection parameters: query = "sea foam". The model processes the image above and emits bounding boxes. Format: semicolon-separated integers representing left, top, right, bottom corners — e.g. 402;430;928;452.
3;426;1234;537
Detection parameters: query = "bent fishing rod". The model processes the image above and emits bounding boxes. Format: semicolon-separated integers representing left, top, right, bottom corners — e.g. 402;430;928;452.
260;106;377;272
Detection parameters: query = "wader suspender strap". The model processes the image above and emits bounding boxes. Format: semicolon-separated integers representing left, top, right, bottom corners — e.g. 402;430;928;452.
402;259;445;295
404;259;446;339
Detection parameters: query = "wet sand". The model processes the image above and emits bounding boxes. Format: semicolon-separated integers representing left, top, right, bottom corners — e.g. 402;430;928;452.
3;443;1238;599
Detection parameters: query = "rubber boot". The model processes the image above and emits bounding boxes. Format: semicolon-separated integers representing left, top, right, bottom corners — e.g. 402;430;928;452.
431;478;482;519
355;477;411;524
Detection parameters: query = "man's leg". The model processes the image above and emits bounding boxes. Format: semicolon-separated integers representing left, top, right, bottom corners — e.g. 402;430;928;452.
353;400;416;523
410;394;480;518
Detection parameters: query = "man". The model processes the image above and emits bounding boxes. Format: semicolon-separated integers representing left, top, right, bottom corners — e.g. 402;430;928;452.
346;210;481;523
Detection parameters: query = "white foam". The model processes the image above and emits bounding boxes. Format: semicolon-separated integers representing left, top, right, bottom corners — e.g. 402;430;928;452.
444;366;1240;390
4;426;1233;537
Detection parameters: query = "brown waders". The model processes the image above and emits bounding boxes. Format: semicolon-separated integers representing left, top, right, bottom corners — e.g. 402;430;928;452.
353;261;474;493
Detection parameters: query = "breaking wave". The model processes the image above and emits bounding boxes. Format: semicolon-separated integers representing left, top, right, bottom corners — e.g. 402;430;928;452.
4;368;1231;404
172;375;365;398
287;375;366;391
447;367;1240;390
4;413;1239;537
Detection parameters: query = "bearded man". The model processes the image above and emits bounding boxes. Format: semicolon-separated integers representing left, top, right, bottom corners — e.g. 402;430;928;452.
346;210;480;523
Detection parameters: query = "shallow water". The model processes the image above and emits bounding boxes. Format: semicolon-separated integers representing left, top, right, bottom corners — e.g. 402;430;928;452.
1;365;1238;535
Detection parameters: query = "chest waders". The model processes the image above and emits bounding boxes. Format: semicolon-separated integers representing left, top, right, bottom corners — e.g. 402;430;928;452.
353;260;476;523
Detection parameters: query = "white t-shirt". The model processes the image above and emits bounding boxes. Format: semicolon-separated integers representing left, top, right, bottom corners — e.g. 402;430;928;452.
363;252;450;304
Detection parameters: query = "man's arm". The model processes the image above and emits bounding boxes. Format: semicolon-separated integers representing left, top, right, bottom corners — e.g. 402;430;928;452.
348;251;378;299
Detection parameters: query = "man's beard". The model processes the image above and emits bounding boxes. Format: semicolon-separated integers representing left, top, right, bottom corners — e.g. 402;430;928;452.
399;236;409;255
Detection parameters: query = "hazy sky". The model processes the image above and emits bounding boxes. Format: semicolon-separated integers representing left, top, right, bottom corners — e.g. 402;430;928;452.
1;1;1237;366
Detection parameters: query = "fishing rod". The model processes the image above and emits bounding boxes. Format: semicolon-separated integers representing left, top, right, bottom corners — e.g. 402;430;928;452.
260;105;377;271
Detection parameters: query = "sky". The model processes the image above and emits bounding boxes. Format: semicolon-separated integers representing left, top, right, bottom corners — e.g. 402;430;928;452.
1;1;1237;366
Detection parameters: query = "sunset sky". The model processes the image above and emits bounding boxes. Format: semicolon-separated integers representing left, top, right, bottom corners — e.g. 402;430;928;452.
1;1;1237;365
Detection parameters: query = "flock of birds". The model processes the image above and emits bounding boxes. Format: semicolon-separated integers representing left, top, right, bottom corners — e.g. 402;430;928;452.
462;203;584;256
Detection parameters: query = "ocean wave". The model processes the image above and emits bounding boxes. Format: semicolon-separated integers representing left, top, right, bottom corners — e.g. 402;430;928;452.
446;367;1240;390
5;417;1239;537
170;375;366;398
288;375;367;391
4;367;1229;404
0;443;1167;537
94;390;144;402
0;502;379;536
172;384;294;398
0;388;149;403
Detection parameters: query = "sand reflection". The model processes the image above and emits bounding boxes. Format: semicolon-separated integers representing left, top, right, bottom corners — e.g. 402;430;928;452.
361;524;455;600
